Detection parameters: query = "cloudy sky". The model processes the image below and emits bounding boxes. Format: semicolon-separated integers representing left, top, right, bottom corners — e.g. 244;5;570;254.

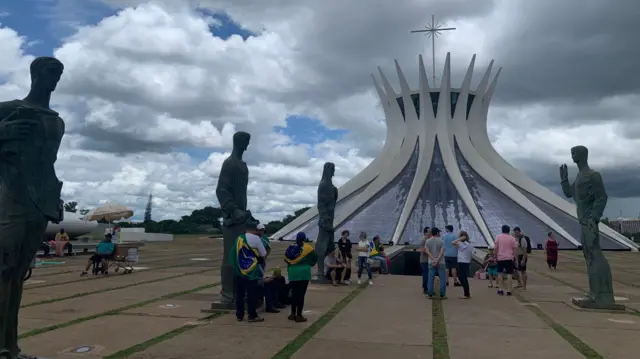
0;0;638;222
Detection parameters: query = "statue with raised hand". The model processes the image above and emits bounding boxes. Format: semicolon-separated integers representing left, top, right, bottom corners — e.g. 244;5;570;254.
560;145;618;309
214;131;253;306
315;162;338;277
0;57;66;359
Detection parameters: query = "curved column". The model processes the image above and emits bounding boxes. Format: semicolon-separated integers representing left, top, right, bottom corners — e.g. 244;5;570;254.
392;55;437;244
333;65;420;229
454;57;580;247
271;73;406;240
468;70;638;250
435;53;494;246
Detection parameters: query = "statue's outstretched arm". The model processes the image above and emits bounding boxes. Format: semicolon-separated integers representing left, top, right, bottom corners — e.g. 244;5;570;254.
589;172;608;221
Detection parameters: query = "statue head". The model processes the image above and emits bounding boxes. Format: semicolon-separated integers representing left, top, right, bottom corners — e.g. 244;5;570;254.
30;57;64;92
571;145;588;165
233;131;251;153
321;162;335;180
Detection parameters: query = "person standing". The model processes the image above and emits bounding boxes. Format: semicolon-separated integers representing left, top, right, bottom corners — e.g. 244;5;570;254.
230;222;267;323
545;232;559;271
425;227;446;299
494;225;517;296
442;225;461;287
452;231;473;299
419;227;431;294
284;232;318;322
356;232;373;285
513;226;529;290
337;230;353;284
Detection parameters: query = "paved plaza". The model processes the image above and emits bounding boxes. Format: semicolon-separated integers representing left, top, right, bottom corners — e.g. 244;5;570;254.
19;237;636;359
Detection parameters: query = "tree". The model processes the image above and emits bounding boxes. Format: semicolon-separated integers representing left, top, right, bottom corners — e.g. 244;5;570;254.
64;201;78;213
144;193;153;223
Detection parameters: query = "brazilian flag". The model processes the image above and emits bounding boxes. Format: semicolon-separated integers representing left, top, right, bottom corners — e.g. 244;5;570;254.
261;234;271;252
368;240;380;257
229;234;262;280
284;242;315;266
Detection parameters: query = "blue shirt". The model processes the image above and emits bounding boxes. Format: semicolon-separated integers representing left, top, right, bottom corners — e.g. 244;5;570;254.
97;241;115;255
442;233;458;257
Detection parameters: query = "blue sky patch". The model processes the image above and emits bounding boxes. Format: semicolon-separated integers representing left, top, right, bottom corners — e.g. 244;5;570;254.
275;116;347;146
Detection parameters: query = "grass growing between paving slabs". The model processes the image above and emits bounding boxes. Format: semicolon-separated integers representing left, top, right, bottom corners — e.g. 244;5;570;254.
102;311;227;359
513;292;604;358
22;268;217;308
270;283;368;359
19;282;221;339
432;288;450;359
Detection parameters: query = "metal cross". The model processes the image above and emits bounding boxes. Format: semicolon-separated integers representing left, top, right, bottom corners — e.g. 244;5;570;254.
411;15;456;85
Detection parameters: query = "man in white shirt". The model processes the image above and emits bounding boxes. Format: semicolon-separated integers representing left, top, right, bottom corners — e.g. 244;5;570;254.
356;232;373;285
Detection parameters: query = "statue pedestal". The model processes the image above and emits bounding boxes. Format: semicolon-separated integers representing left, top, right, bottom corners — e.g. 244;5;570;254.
203;297;235;312
571;296;626;311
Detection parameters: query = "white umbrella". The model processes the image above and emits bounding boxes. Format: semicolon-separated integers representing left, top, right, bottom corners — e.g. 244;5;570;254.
85;202;134;222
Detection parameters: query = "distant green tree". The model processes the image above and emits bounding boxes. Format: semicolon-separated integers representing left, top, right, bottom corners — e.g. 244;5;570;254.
64;201;78;213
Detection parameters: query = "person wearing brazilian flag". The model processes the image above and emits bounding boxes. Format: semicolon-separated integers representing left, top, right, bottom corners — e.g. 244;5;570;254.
284;232;318;322
229;220;268;323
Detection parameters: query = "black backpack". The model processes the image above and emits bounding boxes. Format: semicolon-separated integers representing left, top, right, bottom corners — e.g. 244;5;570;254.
521;236;532;254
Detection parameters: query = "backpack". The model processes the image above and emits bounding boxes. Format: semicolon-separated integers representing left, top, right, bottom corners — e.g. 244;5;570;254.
520;236;532;254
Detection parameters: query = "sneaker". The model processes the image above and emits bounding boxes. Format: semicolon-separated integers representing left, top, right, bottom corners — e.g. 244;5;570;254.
288;314;296;321
344;280;351;285
248;317;264;323
460;296;471;299
368;280;373;285
357;279;361;285
497;290;504;296
440;295;447;300
295;316;308;323
506;291;512;296
236;317;244;322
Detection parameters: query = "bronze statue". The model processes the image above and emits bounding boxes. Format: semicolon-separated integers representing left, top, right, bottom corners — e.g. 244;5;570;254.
0;57;66;359
315;162;338;277
560;145;620;309
214;131;254;306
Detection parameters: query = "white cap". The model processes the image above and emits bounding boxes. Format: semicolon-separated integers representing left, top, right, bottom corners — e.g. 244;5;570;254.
257;223;265;230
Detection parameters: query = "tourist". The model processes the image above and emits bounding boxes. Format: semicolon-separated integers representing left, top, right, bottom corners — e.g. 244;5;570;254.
337;230;353;284
257;223;272;257
324;246;345;285
425;227;446;299
54;228;74;256
452;231;472;299
419;226;431;294
545;231;559;271
513;226;530;290
80;233;115;276
356;232;373;285
370;235;389;274
442;225;461;287
494;225;517;296
230;221;267;323
483;246;498;288
284;232;318;323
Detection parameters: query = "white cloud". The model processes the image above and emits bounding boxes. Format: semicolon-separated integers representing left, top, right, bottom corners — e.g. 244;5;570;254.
1;0;639;224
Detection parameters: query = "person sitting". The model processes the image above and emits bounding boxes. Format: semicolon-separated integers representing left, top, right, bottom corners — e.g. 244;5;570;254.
80;233;116;276
261;267;287;312
369;236;389;274
55;228;74;256
324;247;346;285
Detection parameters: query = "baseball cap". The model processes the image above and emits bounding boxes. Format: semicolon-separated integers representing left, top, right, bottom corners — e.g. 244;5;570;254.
257;223;265;230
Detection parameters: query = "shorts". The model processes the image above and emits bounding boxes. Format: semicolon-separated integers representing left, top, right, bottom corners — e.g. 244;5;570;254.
90;254;104;263
516;255;528;272
497;260;514;275
444;256;458;269
341;251;352;260
487;267;498;276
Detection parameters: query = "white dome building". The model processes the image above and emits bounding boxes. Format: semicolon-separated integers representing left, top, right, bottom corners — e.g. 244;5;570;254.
273;53;638;251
